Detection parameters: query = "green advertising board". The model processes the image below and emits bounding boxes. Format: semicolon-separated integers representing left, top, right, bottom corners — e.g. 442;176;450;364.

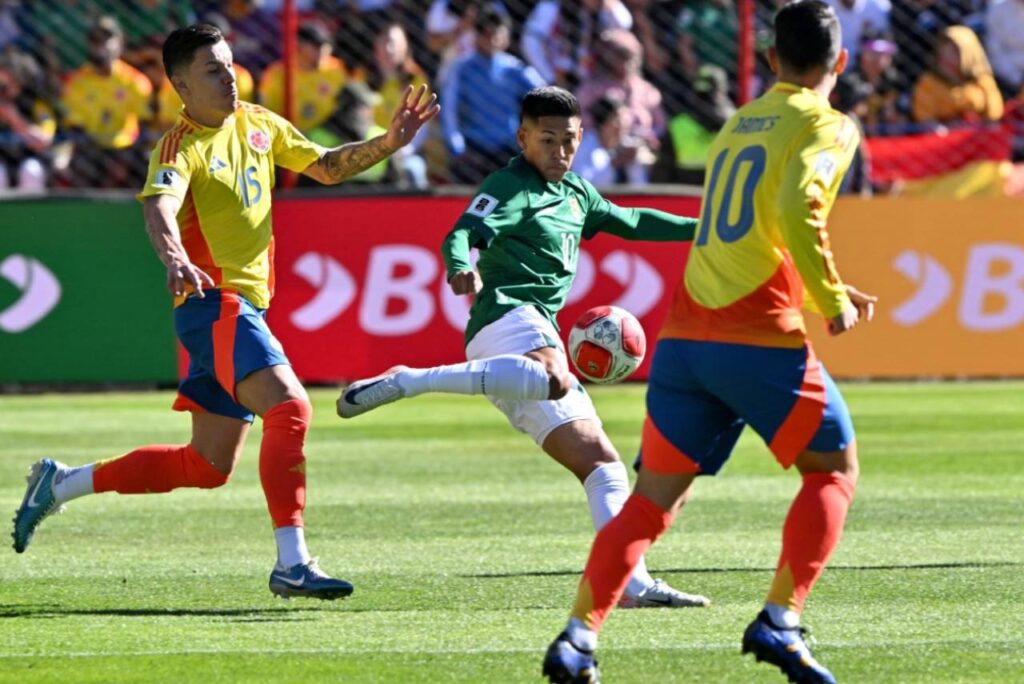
0;198;177;383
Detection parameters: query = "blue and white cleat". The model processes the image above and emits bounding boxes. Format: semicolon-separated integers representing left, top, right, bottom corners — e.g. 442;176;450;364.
12;458;67;553
336;365;408;419
542;632;600;684
268;558;354;600
742;610;836;684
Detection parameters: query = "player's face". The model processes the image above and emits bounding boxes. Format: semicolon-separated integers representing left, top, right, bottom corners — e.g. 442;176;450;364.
518;116;583;183
175;40;238;123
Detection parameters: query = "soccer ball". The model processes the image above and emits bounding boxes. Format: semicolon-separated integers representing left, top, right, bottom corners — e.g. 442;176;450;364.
567;305;646;384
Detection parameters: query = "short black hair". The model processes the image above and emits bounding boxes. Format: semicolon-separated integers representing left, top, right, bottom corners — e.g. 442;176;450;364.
163;23;224;77
520;86;581;123
774;0;841;74
590;93;625;127
474;3;509;33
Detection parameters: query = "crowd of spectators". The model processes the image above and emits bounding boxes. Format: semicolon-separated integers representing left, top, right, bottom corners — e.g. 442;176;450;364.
0;0;1022;194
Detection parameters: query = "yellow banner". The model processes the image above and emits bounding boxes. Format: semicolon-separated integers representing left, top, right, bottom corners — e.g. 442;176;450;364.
807;197;1024;377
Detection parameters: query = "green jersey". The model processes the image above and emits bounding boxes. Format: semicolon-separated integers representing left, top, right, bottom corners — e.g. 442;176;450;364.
442;155;698;345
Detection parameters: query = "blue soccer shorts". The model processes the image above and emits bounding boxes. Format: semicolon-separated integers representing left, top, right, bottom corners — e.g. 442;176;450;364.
641;339;854;475
172;289;290;423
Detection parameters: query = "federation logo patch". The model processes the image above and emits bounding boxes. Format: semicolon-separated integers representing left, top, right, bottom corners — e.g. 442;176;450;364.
152;167;180;189
466;193;499;218
248;128;271;153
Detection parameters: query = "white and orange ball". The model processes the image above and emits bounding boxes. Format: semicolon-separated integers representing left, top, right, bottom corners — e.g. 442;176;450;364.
567;305;646;384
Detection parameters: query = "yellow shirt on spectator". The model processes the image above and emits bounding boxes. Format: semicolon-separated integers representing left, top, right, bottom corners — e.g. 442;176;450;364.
63;59;153;149
373;71;427;130
259;56;347;133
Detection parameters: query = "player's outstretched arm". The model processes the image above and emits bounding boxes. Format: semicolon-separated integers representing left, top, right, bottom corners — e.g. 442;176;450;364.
302;84;440;185
142;194;215;298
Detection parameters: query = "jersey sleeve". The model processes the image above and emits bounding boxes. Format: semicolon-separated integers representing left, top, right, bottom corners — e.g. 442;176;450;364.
136;133;195;203
580;178;697;241
451;171;526;248
264;109;327;172
776;113;859;318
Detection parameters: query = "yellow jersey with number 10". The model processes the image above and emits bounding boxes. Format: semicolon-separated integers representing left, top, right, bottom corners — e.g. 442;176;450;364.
661;82;859;349
137;102;325;309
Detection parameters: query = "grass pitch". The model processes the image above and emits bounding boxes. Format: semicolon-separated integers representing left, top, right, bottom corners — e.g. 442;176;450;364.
1;382;1022;683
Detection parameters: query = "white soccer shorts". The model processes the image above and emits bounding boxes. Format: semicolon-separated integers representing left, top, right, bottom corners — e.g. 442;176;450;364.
465;305;600;445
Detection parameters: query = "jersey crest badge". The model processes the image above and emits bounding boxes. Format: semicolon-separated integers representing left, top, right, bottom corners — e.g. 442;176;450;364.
466;193;499;218
568;197;582;221
248;128;271;153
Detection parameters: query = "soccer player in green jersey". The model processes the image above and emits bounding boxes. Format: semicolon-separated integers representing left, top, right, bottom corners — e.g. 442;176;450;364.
338;86;709;609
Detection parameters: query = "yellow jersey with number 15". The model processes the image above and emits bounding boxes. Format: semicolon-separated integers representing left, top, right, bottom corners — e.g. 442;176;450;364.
660;82;859;349
138;102;325;309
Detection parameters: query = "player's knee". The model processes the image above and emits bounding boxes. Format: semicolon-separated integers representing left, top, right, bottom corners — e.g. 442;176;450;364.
195;465;231;489
547;370;573;400
265;398;313;434
185;444;234;489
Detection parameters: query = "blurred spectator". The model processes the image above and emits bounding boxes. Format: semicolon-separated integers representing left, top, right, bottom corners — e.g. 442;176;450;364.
984;0;1024;96
306;82;396;185
575;92;653;186
259;21;348;134
16;0;92;72
521;0;633;89
0;50;54;191
577;29;664;151
427;0;512;86
623;0;677;76
0;0;18;51
369;23;429;131
826;0;892;62
223;0;281;78
855;36;908;132
652;64;734;185
151;15;256;134
833;72;875;195
891;0;985;91
676;0;738;84
912;25;1003;124
442;4;545;184
62;16;152;188
334;0;404;78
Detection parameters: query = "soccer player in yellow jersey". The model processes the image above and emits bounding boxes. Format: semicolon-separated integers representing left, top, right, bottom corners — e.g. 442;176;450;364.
543;2;878;683
13;23;439;600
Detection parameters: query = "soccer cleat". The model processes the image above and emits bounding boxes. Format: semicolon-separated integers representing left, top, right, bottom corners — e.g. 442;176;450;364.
741;610;836;684
268;558;354;600
618;578;711;609
12;458;67;553
542;632;600;684
336;366;409;419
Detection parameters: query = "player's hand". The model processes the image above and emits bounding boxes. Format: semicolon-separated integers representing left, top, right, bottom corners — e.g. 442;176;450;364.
449;270;482;295
845;283;878;323
827;303;859;336
167;260;215;299
383;84;440;151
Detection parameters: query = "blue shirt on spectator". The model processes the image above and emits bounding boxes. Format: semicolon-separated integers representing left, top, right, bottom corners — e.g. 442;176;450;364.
442;51;545;155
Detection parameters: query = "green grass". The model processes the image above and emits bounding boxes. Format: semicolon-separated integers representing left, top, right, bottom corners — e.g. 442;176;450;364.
1;382;1022;682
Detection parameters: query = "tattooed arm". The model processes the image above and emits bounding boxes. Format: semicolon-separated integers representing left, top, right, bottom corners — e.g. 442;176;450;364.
301;84;440;186
302;136;397;185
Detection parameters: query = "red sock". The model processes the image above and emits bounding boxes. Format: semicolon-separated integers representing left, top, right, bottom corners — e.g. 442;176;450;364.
259;399;311;528
767;472;856;612
93;444;228;494
571;494;674;632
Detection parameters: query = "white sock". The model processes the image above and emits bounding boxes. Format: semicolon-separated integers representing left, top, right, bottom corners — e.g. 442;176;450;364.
764;602;801;629
582;461;654;597
397;355;550;400
53;465;94;504
565;616;598;651
274;526;311;569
